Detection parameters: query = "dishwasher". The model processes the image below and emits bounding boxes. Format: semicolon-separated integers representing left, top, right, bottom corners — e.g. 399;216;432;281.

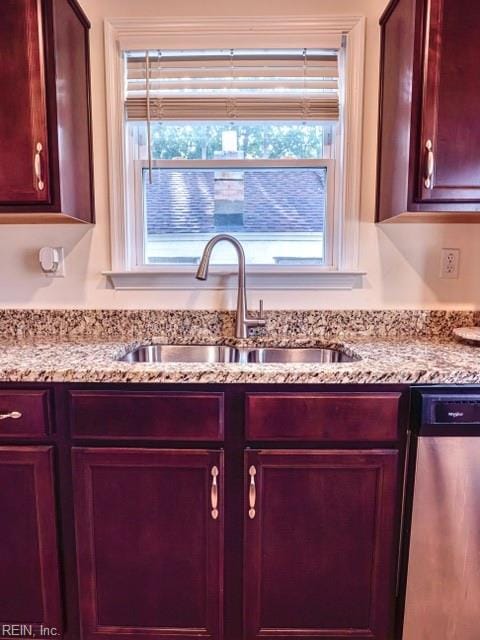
402;387;480;640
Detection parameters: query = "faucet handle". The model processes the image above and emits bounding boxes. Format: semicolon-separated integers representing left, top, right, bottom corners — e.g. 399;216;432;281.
259;299;265;320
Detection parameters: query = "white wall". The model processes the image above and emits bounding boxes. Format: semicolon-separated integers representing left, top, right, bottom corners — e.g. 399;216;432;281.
0;0;479;310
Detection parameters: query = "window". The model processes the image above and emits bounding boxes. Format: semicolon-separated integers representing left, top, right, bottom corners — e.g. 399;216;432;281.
104;17;365;289
125;49;338;267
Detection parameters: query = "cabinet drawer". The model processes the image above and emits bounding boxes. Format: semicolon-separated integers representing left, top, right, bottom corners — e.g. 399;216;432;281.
0;390;51;438
69;391;224;441
246;392;402;442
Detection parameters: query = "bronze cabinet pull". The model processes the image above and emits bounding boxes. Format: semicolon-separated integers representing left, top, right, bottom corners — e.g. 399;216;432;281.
211;466;219;520
248;465;257;519
424;139;434;189
0;411;22;421
34;142;45;191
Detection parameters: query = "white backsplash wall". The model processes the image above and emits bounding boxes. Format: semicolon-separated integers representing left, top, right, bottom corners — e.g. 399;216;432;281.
0;0;479;310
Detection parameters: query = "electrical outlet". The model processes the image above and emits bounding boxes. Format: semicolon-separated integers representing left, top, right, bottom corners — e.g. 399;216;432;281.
440;248;460;279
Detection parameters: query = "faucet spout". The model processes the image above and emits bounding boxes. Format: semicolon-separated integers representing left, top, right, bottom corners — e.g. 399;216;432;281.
196;234;266;339
196;234;245;283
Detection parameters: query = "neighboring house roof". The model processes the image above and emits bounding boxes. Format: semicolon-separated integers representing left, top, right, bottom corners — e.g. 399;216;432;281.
145;168;326;234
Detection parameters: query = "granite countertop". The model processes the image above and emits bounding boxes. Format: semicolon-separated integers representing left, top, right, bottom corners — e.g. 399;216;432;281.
0;334;479;385
0;308;478;384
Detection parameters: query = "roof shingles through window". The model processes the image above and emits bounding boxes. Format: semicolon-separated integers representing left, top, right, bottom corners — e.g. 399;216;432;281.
145;168;326;235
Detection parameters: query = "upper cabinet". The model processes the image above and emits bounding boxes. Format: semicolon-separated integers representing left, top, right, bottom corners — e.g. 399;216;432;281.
0;0;94;223
0;1;49;205
376;0;480;222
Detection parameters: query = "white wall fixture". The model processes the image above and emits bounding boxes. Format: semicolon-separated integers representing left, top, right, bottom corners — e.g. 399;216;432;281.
440;248;460;279
39;247;66;277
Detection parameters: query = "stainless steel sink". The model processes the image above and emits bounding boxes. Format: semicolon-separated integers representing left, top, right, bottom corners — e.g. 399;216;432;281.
120;344;238;364
120;344;359;364
246;347;357;364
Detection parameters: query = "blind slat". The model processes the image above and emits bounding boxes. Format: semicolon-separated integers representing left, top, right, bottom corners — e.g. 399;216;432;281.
127;80;339;92
126;51;338;63
126;57;338;71
127;67;339;80
125;49;340;121
126;96;339;121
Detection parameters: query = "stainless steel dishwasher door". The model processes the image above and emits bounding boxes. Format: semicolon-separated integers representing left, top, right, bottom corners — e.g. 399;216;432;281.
403;436;480;640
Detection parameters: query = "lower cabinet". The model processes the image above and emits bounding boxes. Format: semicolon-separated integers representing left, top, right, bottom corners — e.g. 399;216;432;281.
0;446;62;638
72;448;224;640
244;450;399;640
0;387;405;640
71;446;400;640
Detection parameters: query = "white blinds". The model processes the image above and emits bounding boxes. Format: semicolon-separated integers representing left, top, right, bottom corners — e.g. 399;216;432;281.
125;49;340;121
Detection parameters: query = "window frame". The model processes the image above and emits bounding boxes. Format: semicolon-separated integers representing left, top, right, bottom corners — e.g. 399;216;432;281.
104;16;366;290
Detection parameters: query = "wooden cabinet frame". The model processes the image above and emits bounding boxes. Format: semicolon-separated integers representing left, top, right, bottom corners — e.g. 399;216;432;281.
72;447;224;640
0;446;62;637
244;449;399;639
0;0;94;223
0;382;410;640
376;0;480;221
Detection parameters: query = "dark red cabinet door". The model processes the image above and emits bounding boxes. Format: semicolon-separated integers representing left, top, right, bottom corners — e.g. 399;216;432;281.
73;448;224;640
244;450;399;640
0;0;49;204
418;0;480;203
0;447;62;638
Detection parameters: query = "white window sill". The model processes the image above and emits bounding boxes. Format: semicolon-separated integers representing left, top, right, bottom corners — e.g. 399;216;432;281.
103;267;365;290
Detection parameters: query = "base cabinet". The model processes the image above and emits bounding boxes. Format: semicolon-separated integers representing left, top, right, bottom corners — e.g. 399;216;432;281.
0;447;62;638
72;448;224;640
0;386;406;640
244;450;399;640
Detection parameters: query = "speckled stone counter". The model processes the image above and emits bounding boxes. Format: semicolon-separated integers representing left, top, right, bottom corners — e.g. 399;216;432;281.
0;335;479;384
0;308;476;340
0;308;478;384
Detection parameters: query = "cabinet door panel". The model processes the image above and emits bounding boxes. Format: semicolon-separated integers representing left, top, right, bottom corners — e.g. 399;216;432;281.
246;392;401;442
69;390;224;441
244;450;399;640
73;448;223;640
0;447;62;638
419;0;480;202
0;389;51;438
0;0;49;203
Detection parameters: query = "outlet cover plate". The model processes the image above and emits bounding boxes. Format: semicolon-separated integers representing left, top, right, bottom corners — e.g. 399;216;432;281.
440;248;460;279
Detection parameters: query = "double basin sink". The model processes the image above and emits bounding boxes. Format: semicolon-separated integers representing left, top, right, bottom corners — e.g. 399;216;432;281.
121;344;359;364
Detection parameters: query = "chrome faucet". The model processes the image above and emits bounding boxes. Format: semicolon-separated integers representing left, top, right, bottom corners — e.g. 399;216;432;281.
196;234;266;339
